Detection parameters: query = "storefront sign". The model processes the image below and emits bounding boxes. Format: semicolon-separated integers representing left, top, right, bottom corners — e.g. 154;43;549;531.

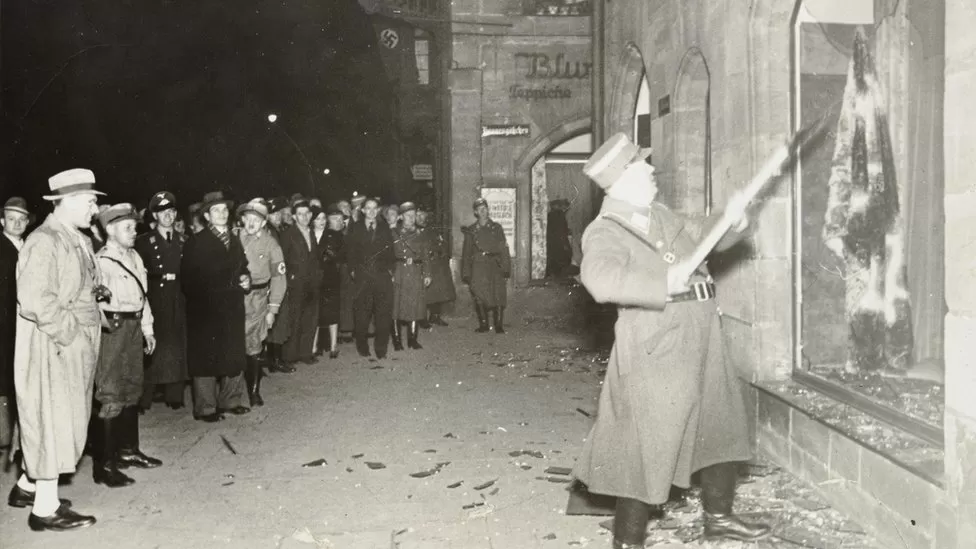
482;124;531;138
509;84;573;101
514;53;592;80
411;164;432;180
480;188;517;255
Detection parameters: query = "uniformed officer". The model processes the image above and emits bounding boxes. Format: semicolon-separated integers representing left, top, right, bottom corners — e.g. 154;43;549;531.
135;191;189;411
93;204;161;489
461;198;512;333
573;133;769;546
391;202;431;350
238;199;287;406
416;205;455;327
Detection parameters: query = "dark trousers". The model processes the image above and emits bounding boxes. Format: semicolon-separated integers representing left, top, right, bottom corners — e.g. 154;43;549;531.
192;374;244;416
139;381;185;408
282;280;319;363
95;318;144;409
353;273;393;357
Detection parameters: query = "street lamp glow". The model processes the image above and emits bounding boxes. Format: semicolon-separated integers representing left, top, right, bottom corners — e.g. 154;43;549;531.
267;114;278;123
322;168;331;175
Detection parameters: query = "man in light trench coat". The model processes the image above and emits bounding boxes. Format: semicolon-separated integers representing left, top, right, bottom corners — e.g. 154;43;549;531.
573;134;771;547
10;168;104;531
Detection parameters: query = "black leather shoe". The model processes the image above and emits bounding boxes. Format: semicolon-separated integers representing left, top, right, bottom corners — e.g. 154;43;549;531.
329;350;339;359
28;504;96;532
703;512;771;542
269;362;297;374
93;464;135;488
166;402;184;410
218;406;251;415
8;485;72;509
194;413;223;423
117;449;162;469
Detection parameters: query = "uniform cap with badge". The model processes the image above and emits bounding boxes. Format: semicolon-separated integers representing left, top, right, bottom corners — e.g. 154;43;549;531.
582;133;653;191
472;197;488;210
149;191;177;213
43;168;106;201
98;203;141;227
350;193;366;208
398;201;416;214
240;198;270;220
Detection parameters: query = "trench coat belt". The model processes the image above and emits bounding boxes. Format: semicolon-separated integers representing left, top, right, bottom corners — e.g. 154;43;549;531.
104;310;143;320
149;273;177;281
249;280;271;292
477;251;499;257
398;258;424;265
668;281;716;303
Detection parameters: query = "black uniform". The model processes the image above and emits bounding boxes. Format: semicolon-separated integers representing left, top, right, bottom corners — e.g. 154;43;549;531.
135;229;188;408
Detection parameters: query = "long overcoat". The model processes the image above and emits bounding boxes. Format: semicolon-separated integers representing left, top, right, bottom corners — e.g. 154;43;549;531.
135;230;188;385
180;228;248;378
460;220;511;307
423;227;456;305
14;214;102;478
393;226;430;321
572;197;752;505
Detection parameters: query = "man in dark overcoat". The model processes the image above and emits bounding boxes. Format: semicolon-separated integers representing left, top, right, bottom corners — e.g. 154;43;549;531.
346;197;395;358
180;191;251;422
135;191;188;411
461;198;511;333
416;205;455;327
573;134;769;547
278;199;321;365
1;197;31;448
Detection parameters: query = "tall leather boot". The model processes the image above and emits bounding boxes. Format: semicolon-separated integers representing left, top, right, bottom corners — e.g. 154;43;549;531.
391;321;404;351
492;306;506;334
244;356;264;407
268;343;295;374
92;416;135;487
700;462;770;542
612;497;657;549
252;358;264;406
475;303;490;333
117;406;162;469
407;321;422;349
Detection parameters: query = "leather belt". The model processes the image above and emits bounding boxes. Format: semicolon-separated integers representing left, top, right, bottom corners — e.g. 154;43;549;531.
478;252;498;257
398;258;424;265
250;281;270;291
149;273;177;281
104;310;143;320
668;282;716;303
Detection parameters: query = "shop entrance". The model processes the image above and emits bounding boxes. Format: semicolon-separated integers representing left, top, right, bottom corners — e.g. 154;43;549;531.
529;133;593;280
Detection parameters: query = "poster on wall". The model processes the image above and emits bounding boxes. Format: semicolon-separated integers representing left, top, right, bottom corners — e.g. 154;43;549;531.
523;0;591;16
480;188;517;256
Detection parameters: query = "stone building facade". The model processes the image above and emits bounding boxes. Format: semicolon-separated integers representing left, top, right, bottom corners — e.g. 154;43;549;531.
448;1;592;286
589;0;973;547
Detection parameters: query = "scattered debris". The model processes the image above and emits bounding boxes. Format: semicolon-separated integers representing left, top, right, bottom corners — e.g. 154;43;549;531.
301;458;328;468
575;408;592;418
519;465;532;471
369;365;384;370
422;449;437;453
543;533;557;540
345;467;354;473
409;462;450;478
462;501;485;510
365;462;386;470
442;433;456;439
474;479;497;490
527;374;549;378
221;481;234;487
352;453;365;459
488;487;499;496
447;481;463;489
509;450;544;459
537;475;572;484
219;435;238;455
544;466;572;476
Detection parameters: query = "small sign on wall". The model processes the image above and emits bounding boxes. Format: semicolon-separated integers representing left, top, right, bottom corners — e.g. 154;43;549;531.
480;188;517;256
482;124;531;138
658;95;671;116
411;164;432;181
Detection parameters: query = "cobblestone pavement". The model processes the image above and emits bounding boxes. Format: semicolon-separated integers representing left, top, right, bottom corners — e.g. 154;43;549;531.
0;291;881;549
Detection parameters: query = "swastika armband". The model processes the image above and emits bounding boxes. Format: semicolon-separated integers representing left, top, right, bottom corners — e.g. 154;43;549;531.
276;262;287;275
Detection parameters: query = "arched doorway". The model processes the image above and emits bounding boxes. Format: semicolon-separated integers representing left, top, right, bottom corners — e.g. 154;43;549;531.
672;49;711;215
529;133;593;280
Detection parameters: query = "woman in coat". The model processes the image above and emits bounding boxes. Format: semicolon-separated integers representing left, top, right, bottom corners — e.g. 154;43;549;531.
391;202;431;350
313;205;345;358
574;134;769;548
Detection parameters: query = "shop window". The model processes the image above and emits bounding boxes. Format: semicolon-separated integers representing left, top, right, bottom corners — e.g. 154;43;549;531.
790;0;945;445
414;30;429;86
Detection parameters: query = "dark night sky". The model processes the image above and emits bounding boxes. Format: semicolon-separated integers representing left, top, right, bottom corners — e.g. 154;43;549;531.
1;0;396;213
